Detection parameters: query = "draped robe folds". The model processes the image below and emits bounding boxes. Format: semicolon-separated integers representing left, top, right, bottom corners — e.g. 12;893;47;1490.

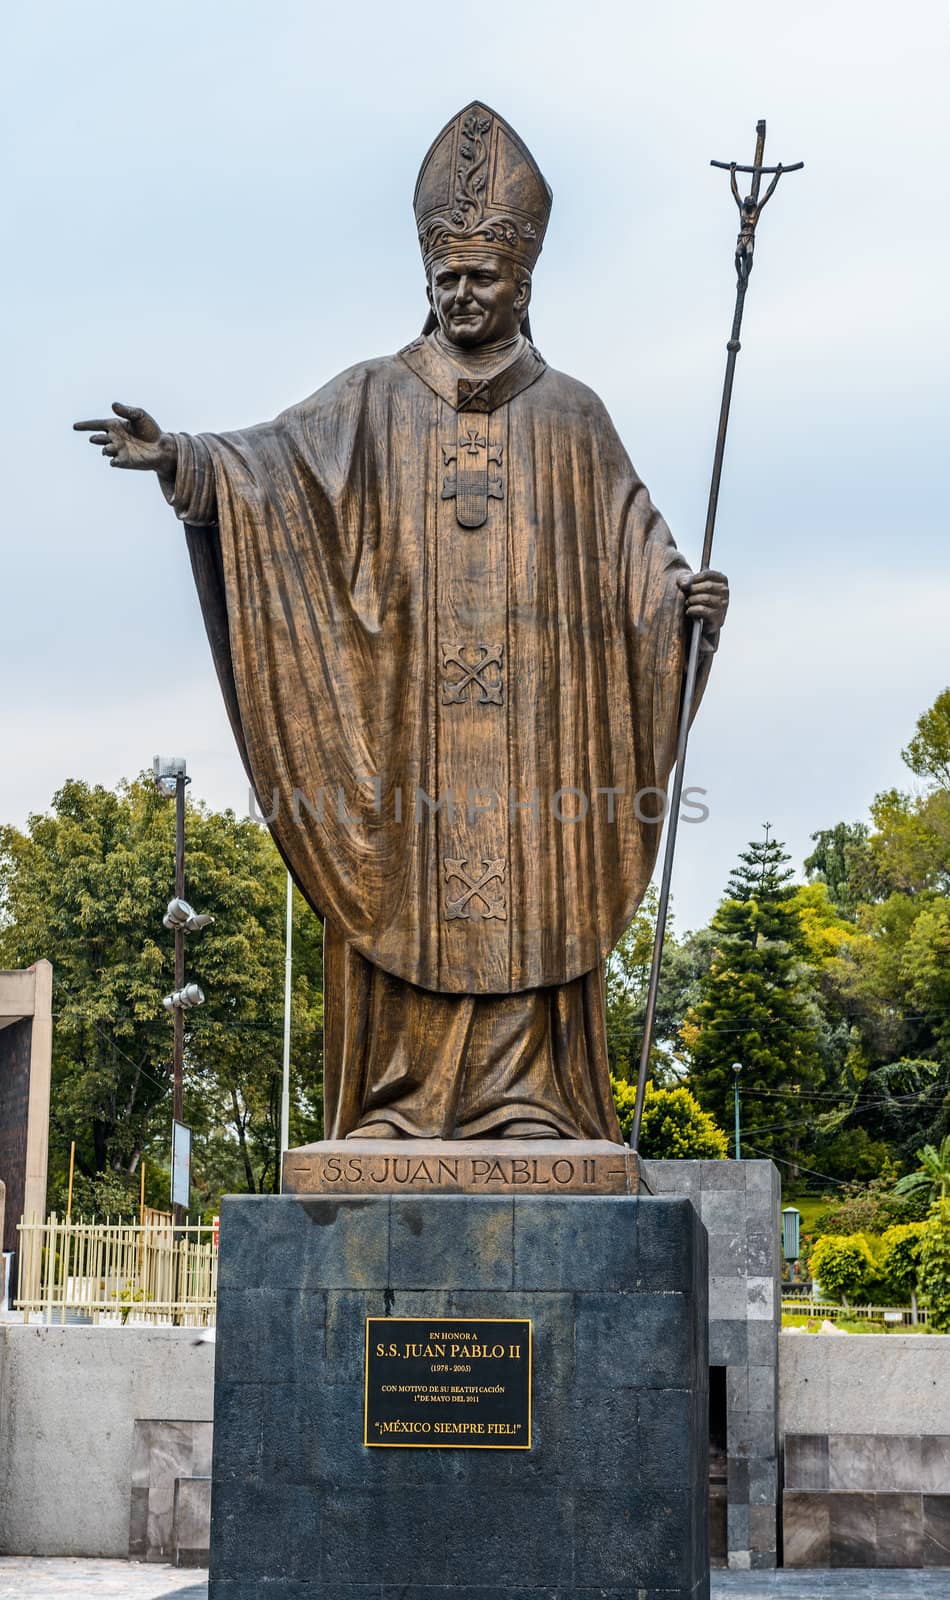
171;334;714;1141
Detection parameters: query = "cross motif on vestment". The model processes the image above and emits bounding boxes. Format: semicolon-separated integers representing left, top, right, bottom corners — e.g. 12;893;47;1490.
441;643;504;705
443;857;508;921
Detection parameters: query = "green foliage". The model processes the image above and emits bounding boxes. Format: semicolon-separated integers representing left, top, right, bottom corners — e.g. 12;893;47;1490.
901;689;950;789
877;1222;925;1302
804;821;878;913
808;1232;878;1305
611;1077;728;1159
894;1136;950;1204
727;824;795;903
812;1178;925;1240
917;1201;950;1332
0;777;324;1214
684;830;823;1160
605;887;667;1079
58;1167;141;1221
811;1127;898;1186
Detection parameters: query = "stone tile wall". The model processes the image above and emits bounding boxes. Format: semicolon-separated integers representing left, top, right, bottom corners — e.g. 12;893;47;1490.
645;1160;782;1572
130;1419;213;1563
173;1477;212;1568
784;1433;950;1567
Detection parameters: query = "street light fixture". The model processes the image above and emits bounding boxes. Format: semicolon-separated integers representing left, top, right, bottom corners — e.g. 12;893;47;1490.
163;983;206;1011
732;1062;743;1161
152;754;188;799
163;898;214;933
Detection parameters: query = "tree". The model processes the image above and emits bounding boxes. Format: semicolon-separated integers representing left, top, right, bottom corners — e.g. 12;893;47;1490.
727;822;795;903
683;829;823;1162
611;1078;728;1159
916;1201;950;1333
807;1233;877;1306
605;887;668;1080
878;1223;924;1315
604;891;718;1086
0;778;324;1213
893;1136;950;1205
804;821;880;912
901;688;950;789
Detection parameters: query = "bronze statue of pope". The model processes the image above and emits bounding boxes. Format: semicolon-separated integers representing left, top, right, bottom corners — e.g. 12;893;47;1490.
76;103;728;1143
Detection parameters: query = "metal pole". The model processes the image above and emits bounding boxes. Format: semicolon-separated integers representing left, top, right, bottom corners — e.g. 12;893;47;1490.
66;1140;75;1222
734;1075;742;1160
629;121;802;1151
279;871;293;1188
173;773;186;1223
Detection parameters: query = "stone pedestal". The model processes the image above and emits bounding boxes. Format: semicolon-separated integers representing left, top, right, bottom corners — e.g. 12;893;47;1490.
209;1191;709;1600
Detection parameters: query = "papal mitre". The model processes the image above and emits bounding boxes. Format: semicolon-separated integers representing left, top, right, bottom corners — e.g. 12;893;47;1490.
414;102;553;272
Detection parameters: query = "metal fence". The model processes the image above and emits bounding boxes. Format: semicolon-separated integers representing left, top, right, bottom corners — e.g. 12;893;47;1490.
15;1213;218;1326
782;1297;930;1328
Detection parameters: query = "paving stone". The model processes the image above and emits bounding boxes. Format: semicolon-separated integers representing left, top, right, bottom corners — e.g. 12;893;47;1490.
1;1560;949;1597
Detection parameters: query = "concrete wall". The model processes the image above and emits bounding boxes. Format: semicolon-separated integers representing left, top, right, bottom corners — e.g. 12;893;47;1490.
0;1325;214;1556
779;1333;950;1436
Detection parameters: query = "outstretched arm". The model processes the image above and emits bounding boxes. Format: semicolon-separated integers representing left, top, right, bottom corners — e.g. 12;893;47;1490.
74;402;177;486
74;402;219;524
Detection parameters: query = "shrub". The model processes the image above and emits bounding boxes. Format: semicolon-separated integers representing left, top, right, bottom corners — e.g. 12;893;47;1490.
52;1167;141;1222
812;1179;925;1240
807;1233;877;1305
611;1078;729;1159
917;1201;950;1333
878;1222;925;1305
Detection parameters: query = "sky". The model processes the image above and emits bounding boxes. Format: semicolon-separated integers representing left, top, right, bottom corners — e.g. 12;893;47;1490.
3;0;949;933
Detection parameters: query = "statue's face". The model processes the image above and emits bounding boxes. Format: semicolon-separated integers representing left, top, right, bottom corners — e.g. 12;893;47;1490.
427;252;531;347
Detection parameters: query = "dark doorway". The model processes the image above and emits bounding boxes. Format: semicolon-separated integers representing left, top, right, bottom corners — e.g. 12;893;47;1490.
709;1365;727;1567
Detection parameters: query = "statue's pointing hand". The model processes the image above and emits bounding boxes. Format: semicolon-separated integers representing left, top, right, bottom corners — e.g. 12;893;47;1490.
677;568;729;643
73;402;177;479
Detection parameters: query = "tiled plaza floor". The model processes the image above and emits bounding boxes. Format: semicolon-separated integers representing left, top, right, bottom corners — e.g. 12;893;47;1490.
0;1565;948;1598
717;1572;950;1597
0;1560;206;1598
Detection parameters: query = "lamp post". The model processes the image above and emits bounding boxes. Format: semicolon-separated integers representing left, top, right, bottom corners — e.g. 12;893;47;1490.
279;871;293;1187
154;758;190;1131
782;1206;801;1286
153;756;212;1223
732;1062;743;1160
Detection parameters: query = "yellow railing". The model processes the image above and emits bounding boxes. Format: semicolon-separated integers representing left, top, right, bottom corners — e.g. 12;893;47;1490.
16;1213;217;1326
781;1297;930;1327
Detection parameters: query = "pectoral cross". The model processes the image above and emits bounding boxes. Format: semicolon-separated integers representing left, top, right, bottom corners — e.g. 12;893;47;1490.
442;381;505;529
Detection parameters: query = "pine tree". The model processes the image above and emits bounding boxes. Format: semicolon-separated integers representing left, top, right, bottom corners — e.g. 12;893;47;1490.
727;821;795;910
684;827;823;1162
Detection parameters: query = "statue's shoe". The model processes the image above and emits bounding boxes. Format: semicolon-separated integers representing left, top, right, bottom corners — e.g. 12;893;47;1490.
346;1121;403;1139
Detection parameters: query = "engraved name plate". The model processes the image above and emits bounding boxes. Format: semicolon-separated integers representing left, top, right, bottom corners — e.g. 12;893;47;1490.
364;1316;532;1449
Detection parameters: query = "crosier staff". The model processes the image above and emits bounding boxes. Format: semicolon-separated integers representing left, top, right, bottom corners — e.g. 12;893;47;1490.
629;119;803;1153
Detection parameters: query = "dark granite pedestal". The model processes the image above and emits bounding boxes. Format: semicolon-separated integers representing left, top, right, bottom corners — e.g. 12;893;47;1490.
209;1192;709;1600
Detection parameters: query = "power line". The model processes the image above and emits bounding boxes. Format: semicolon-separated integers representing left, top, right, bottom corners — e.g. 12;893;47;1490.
740;1144;856;1189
